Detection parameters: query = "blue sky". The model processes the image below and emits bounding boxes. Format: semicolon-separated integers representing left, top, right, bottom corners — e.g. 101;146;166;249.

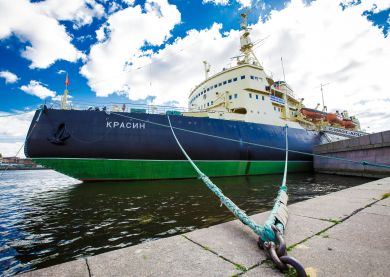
0;0;389;156
0;0;283;111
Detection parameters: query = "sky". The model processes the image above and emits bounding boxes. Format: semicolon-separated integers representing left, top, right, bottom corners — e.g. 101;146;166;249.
0;0;389;157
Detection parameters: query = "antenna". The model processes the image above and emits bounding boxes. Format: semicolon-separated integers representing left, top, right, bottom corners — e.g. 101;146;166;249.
203;61;210;80
316;83;330;111
279;57;290;120
281;57;286;83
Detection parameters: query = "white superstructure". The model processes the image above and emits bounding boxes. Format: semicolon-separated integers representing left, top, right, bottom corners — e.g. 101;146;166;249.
186;13;302;129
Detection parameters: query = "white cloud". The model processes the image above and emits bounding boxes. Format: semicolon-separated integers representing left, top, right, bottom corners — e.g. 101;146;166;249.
108;1;122;14
80;0;181;97
202;0;229;6
236;0;252;7
51;94;73;102
0;0;103;68
248;0;390;132
0;110;35;158
0;70;19;84
20;80;56;99
121;0;135;6
35;0;105;29
202;0;252;6
57;70;67;75
80;0;389;132
123;23;239;104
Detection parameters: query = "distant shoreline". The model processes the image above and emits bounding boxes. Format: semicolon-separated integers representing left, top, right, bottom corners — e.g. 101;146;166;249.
0;167;46;171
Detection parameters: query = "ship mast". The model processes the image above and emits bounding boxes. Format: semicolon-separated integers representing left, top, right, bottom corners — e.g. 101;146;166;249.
238;13;261;67
61;74;70;110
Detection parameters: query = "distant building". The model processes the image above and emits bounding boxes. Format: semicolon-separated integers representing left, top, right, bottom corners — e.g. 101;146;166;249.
0;156;42;169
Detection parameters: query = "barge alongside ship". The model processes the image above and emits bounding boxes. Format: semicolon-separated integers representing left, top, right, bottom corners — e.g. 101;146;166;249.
25;14;365;181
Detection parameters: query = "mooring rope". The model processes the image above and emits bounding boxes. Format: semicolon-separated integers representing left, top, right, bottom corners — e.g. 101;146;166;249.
263;126;289;235
111;112;390;169
167;115;290;242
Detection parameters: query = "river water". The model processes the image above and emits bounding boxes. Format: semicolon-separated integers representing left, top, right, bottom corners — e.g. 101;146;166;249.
0;170;371;276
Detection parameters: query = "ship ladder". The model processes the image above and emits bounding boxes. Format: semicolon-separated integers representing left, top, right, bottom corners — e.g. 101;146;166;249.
167;115;307;277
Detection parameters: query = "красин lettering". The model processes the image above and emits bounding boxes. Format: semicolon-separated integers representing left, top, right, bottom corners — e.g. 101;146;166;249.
106;121;146;129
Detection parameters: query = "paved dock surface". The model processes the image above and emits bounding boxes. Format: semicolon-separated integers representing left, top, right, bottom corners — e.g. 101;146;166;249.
19;178;390;277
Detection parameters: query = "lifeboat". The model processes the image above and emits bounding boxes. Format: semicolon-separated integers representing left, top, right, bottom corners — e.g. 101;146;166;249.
300;108;327;120
341;119;357;129
326;113;343;125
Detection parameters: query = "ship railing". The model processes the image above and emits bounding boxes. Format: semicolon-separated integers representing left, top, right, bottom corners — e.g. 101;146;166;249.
46;101;189;115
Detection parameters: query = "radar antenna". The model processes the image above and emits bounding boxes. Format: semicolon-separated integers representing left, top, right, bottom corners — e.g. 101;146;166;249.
238;13;261;67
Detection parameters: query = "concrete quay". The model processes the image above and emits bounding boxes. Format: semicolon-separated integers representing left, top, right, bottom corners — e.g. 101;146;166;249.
314;130;390;178
19;178;390;277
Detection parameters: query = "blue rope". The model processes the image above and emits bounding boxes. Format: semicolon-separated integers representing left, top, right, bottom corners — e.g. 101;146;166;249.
263;125;289;238
167;115;291;242
112;112;390;169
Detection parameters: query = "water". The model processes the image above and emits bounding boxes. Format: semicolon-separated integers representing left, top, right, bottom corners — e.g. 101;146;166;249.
0;170;371;276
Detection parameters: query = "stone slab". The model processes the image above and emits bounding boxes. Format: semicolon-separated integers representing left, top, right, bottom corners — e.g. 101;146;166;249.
185;214;266;269
287;179;390;221
363;203;390;216
288;194;373;221
290;236;390;277
87;235;239;277
18;259;89;277
349;178;390;191
326;212;390;251
326;187;383;201
185;211;332;269
241;264;282;276
290;208;390;277
378;197;390;206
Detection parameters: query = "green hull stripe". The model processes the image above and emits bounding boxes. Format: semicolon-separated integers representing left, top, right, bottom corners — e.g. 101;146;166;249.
33;159;312;180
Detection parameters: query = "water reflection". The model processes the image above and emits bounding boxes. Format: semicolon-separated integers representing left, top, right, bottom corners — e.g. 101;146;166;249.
0;170;372;276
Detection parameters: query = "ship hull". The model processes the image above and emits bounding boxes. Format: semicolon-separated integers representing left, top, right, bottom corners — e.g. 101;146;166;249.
25;109;320;180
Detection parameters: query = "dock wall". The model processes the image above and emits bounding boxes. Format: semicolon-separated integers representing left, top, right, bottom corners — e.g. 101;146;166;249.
314;130;390;178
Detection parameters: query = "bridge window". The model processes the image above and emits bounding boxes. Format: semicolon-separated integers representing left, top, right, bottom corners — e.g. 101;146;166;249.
207;88;209;91
250;76;254;80
219;83;222;86
234;94;238;98
249;93;252;98
256;95;259;100
211;101;214;105
233;77;237;81
214;84;217;88
228;79;232;83
223;81;227;85
262;96;265;100
229;95;232;100
241;75;245;79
